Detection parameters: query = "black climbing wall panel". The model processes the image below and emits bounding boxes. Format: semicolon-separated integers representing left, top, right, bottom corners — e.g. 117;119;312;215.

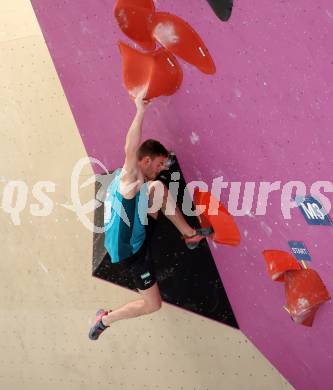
92;154;238;328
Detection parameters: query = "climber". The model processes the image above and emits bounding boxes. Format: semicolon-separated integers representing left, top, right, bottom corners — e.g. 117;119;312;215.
89;90;211;340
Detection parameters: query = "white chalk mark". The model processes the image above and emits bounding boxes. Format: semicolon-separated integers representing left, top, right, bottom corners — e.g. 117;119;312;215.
190;132;199;144
117;9;129;29
326;9;333;20
153;22;179;47
234;88;242;98
297;298;309;309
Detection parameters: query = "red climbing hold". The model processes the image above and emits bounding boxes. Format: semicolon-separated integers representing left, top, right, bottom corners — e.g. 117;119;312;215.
152;12;216;74
193;188;240;246
114;0;156;50
284;269;330;327
119;41;183;100
262;250;302;282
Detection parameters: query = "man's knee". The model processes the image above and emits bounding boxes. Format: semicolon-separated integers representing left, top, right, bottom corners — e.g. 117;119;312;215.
139;282;162;314
144;299;162;314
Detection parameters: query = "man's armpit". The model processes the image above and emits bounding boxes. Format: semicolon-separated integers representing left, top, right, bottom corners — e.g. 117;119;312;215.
119;177;141;198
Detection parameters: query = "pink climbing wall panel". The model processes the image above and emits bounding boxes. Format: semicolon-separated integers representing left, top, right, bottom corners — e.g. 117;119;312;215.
31;1;333;389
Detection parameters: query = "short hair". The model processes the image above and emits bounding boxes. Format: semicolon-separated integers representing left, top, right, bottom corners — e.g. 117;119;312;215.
137;139;169;161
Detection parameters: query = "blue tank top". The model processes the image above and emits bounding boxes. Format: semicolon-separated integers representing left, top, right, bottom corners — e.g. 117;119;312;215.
104;169;149;263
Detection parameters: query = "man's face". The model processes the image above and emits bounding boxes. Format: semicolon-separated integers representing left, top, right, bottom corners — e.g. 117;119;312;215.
140;155;168;180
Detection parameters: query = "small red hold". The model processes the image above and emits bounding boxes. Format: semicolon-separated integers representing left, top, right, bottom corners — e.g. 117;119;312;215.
262;250;302;282
193;188;240;246
284;269;330;327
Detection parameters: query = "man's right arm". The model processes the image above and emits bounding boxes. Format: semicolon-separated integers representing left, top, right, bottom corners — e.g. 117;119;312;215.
122;91;149;179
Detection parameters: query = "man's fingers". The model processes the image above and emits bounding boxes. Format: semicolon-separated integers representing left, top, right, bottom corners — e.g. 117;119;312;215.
135;84;149;101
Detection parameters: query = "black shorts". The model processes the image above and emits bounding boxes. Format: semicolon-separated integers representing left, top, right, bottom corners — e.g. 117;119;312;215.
116;215;157;291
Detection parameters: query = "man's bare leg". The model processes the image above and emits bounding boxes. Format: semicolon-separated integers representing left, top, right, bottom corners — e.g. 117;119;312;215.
101;282;162;326
100;182;199;328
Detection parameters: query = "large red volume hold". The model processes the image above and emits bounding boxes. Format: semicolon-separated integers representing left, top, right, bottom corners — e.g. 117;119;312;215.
119;42;183;100
284;269;330;326
262;250;302;282
193;188;240;246
114;0;156;50
152;12;216;74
